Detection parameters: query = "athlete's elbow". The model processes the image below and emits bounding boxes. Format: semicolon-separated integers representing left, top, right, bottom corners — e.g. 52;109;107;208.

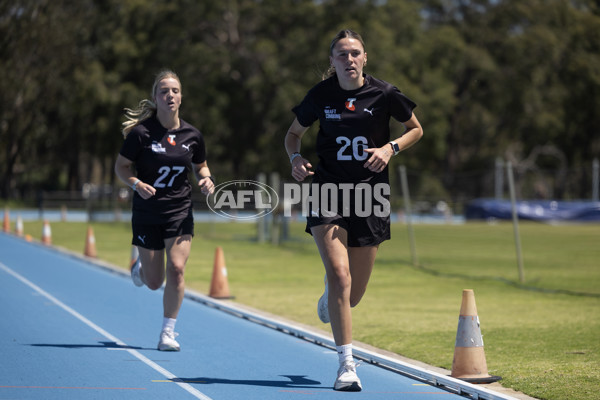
416;126;423;140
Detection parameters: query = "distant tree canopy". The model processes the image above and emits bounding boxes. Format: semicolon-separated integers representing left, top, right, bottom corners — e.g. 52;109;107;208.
1;0;599;201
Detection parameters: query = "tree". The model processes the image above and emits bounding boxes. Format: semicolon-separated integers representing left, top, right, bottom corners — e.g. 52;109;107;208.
2;0;598;203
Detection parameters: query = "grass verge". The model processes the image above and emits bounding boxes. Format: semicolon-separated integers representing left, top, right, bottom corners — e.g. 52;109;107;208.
14;219;600;400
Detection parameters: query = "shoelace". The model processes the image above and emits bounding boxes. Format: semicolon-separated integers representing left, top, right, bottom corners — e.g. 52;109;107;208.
339;360;362;375
162;330;179;340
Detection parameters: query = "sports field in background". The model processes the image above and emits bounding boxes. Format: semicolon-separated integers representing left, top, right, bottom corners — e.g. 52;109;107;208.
11;219;600;400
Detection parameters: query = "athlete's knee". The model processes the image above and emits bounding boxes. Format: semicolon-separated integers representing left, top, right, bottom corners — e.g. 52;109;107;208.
350;292;365;308
328;267;351;294
145;277;164;291
140;264;165;290
166;262;185;285
349;278;369;307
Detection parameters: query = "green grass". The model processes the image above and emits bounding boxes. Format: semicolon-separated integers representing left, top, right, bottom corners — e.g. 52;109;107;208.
14;219;600;400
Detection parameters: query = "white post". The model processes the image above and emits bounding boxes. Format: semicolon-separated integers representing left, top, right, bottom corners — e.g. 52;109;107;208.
495;157;504;199
257;173;267;243
399;165;418;266
270;172;281;245
506;161;525;284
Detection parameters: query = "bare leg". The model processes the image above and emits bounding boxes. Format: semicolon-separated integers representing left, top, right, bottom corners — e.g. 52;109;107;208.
162;235;191;319
348;246;378;307
137;247;166;290
311;225;352;346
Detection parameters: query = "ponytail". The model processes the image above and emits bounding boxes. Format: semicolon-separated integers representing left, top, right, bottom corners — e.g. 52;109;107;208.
121;69;181;137
121;99;156;137
322;65;337;80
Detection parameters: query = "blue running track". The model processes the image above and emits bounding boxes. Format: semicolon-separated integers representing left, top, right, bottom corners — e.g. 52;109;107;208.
0;233;515;400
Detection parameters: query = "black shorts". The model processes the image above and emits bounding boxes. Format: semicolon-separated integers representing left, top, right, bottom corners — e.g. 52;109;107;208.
131;214;194;250
304;182;391;247
306;213;390;247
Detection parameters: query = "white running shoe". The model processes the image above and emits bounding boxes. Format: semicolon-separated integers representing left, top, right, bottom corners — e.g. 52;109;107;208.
130;257;143;287
334;360;362;391
317;274;330;323
158;329;180;351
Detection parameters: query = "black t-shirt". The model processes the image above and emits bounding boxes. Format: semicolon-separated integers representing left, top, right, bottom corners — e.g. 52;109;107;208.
119;116;206;224
292;74;416;184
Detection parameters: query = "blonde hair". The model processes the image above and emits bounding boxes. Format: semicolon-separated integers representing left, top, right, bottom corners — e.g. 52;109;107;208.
323;29;367;80
121;70;181;137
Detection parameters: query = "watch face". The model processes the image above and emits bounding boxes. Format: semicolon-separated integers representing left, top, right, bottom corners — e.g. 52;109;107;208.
392;142;400;154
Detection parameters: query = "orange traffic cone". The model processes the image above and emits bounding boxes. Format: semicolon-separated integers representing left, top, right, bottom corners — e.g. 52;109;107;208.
3;208;10;233
209;246;234;299
451;289;501;383
41;220;52;245
84;225;97;257
129;245;139;268
15;214;24;237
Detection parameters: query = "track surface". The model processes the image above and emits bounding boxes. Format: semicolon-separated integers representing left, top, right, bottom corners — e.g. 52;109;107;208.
1;233;474;399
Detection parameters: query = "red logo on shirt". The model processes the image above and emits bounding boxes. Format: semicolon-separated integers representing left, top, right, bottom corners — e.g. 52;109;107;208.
345;98;357;111
167;135;176;146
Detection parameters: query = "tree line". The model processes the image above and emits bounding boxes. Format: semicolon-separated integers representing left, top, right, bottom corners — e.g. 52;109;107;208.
1;0;599;204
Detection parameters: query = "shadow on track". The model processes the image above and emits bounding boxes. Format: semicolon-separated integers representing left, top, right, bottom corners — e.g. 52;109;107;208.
168;375;326;390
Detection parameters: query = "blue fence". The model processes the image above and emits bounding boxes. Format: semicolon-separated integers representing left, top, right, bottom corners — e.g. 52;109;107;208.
465;199;600;222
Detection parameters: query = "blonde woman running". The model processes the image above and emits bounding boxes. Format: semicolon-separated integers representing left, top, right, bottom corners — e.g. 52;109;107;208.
115;70;214;351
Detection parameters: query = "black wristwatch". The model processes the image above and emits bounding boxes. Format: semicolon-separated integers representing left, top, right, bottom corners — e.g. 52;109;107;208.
388;141;400;156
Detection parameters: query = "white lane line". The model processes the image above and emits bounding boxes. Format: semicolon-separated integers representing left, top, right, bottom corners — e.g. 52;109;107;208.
0;262;212;400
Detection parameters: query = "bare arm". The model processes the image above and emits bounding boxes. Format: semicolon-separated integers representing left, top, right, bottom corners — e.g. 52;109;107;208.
392;113;424;153
114;154;156;199
363;113;424;172
193;161;215;195
284;118;314;182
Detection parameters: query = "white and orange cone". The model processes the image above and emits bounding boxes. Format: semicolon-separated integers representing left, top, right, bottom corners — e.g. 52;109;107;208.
15;214;24;237
41;220;52;245
3;208;10;233
450;289;501;383
209;246;234;299
84;225;97;258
